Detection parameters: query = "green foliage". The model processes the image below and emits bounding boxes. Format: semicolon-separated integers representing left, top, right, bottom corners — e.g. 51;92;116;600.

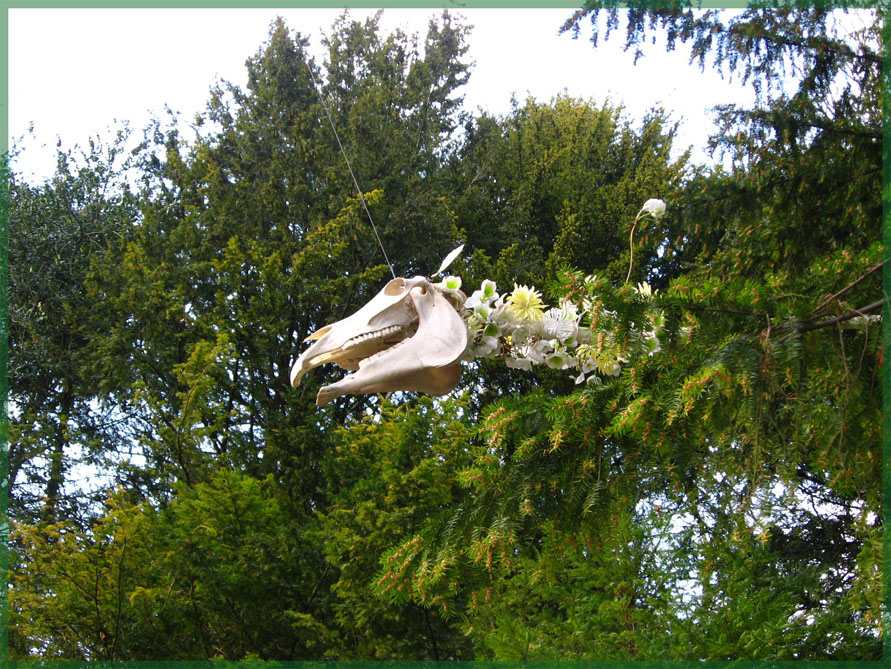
449;96;688;289
8;130;139;522
316;395;477;658
10;471;333;659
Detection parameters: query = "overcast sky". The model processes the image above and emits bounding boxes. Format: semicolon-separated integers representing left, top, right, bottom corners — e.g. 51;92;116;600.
9;7;757;183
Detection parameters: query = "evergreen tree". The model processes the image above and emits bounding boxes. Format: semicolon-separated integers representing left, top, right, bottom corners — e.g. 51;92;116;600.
450;96;687;289
373;6;882;659
8;131;139;524
8;7;882;660
10;13;476;660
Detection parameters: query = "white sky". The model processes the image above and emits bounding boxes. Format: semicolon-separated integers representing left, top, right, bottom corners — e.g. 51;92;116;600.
9;7;755;183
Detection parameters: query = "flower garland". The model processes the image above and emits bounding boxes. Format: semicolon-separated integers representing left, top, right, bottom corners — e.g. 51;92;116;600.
437;276;663;386
435;198;667;386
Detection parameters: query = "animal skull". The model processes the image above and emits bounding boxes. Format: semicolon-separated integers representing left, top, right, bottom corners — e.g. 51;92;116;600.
290;276;468;405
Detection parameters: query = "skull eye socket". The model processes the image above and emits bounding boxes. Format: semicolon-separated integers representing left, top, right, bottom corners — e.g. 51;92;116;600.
383;278;408;296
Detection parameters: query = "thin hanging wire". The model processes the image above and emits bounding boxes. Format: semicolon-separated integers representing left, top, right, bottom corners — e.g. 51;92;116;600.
306;63;397;280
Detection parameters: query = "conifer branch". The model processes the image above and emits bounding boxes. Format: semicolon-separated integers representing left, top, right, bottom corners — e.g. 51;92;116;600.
780;299;885;341
811;260;885;315
798;299;884;333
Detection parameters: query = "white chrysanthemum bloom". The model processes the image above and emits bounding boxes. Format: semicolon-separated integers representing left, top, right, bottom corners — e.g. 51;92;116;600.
558;300;579;317
539;314;572;341
542;302;583;341
641;198;666;219
635;282;655;300
507;284;545;322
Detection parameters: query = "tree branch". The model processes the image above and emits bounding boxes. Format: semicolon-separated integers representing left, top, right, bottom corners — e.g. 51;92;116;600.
812;260;885;315
797;299;884;334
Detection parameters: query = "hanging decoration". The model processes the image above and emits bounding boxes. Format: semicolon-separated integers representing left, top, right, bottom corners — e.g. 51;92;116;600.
291;199;667;405
298;55;668;405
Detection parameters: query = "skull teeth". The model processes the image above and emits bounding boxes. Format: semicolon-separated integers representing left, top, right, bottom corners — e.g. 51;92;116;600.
358;337;410;368
343;324;406;351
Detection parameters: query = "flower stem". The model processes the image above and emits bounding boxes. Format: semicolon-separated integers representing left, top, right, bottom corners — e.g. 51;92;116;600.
625;216;640;284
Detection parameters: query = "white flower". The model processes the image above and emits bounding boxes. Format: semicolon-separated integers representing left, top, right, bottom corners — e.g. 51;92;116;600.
483;322;500;338
650;310;665;335
575;327;593;345
598;358;623;377
552;354;577;370
563;336;580;349
443;275;462;291
480;279;498;301
472;336;499;358
490;300;512;325
464;292;483;309
542;341;576;370
572;357;599;384
505;356;533;370
520;341;550;364
538;303;583;343
509;325;534;347
465;280;499;310
640;198;666;219
643;334;662;356
635;282;655;300
540;309;578;341
558;300;579;318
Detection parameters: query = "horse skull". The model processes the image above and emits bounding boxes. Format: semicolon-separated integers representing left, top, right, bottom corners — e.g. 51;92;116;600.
290;277;468;405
